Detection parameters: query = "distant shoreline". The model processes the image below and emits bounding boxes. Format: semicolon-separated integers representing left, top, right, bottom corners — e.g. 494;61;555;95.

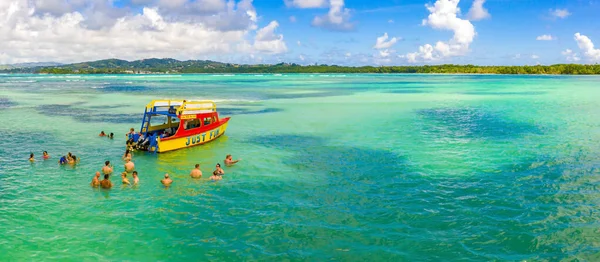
1;58;599;75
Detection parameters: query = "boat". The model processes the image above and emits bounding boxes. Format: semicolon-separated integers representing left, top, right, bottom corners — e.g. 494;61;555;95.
136;100;230;153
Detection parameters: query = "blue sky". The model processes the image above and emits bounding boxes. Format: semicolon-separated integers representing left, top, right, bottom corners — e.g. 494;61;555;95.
1;0;599;65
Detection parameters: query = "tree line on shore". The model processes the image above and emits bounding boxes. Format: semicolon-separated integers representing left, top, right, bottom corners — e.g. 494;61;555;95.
2;58;600;75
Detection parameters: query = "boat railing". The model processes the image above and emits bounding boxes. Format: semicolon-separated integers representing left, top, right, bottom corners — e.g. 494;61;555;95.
145;100;216;115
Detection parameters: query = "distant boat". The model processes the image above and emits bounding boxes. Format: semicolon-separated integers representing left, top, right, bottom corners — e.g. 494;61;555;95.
136;100;230;153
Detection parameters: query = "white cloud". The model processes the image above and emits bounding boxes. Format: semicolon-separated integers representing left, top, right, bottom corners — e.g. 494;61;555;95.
467;0;490;21
345;52;351;57
562;49;581;62
373;33;398;49
297;40;302;46
550;8;571;19
299;54;305;61
252;21;288;54
379;49;390;57
311;0;353;31
284;0;327;8
536;34;555;41
513;54;521;59
388;19;394;23
0;0;286;64
574;33;600;62
289;15;297;22
405;0;476;63
531;55;539;59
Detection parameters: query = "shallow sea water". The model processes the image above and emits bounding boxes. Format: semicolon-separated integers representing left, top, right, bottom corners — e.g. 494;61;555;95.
1;74;600;261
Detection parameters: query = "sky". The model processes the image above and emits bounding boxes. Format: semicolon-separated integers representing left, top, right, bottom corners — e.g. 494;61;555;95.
1;0;600;66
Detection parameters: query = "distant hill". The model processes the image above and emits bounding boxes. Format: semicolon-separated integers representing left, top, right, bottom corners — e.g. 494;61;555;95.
1;58;599;74
0;62;63;70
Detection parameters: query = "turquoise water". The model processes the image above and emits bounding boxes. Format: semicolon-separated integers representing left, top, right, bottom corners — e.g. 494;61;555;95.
1;74;600;260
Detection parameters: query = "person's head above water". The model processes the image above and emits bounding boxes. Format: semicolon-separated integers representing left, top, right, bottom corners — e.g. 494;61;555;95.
95;171;100;177
164;174;169;178
226;154;231;159
216;163;221;168
213;170;219;176
121;172;127;178
100;131;105;134
105;160;110;166
195;164;200;168
132;171;138;176
43;151;48;155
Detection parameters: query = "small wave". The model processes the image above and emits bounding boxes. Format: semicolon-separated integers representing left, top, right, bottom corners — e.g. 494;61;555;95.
103;76;117;78
6;80;36;83
124;81;133;84
274;74;283;76
254;74;264;77
65;75;81;78
90;86;105;89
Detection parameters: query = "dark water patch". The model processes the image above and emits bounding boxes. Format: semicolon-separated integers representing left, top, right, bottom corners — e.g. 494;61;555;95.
37;104;141;124
219;107;283;115
417;107;543;140
0;97;16;109
87;104;129;109
463;91;546;96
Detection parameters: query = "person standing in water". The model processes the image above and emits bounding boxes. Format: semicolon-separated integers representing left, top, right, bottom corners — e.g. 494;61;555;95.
29;153;34;162
102;161;113;176
132;171;139;185
99;131;106;137
210;170;222;181
100;174;112;189
109;133;114;139
121;172;131;185
91;172;101;187
224;154;240;166
190;164;202;178
59;156;67;165
124;159;135;173
42;151;50;160
161;174;173;187
214;163;224;175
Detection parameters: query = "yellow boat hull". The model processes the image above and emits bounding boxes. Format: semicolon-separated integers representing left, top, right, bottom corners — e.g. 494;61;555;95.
155;122;229;153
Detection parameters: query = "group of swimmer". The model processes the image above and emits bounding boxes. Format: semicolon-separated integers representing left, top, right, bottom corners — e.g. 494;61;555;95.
91;153;240;189
29;151;80;165
28;129;241;190
99;131;114;139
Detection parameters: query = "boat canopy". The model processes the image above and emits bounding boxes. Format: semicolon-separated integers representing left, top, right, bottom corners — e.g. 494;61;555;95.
144;100;217;117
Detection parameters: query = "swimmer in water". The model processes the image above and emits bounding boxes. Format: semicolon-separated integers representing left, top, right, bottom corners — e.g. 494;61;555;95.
210;170;222;181
224;154;240;166
123;149;132;161
42;151;50;160
121;172;131;185
99;131;106;137
132;171;139;185
59;155;67;165
100;174;112;189
91;172;101;187
124;158;135;173
102;161;113;175
29;153;34;162
69;155;79;165
109;133;114;139
161;174;173;187
214;163;224;175
190;164;202;178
